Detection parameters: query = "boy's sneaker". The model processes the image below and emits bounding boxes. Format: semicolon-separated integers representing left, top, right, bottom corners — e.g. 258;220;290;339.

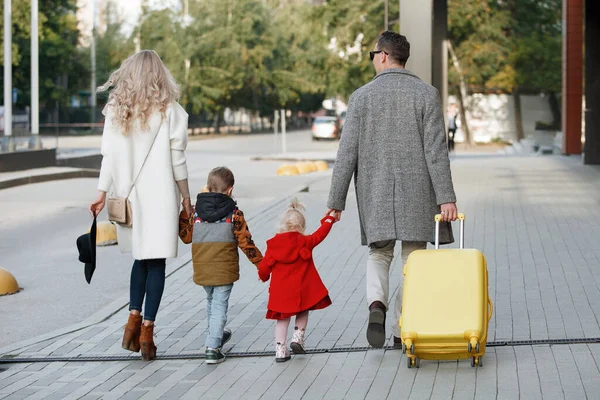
221;328;232;347
205;348;226;364
275;342;291;363
290;328;306;354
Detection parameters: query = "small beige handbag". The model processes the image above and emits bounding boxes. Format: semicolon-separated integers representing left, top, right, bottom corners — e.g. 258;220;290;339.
107;196;133;227
107;123;161;227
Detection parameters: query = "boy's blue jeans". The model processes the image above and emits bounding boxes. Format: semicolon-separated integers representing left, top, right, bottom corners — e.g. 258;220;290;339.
204;284;233;349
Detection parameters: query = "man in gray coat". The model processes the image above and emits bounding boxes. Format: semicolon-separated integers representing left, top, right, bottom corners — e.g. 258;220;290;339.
326;31;459;348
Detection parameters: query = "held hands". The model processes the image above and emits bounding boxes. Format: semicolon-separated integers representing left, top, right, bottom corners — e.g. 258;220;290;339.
440;202;458;222
89;191;107;217
325;205;458;223
325;208;342;222
182;197;194;217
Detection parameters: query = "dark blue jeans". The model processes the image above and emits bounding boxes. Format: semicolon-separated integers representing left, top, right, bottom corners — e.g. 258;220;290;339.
129;258;166;322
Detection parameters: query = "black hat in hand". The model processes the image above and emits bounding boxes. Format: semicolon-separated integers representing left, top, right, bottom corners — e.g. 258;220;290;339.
77;216;97;284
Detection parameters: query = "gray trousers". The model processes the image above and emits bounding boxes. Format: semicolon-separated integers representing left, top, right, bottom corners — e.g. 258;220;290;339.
367;240;427;337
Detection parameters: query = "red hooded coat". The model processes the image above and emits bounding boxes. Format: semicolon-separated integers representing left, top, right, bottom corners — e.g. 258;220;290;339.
259;216;335;318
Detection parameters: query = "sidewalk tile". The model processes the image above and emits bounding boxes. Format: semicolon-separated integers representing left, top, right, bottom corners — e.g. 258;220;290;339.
5;156;600;398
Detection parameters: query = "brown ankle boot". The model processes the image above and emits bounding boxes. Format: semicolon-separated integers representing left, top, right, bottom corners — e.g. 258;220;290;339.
140;323;157;361
122;314;142;352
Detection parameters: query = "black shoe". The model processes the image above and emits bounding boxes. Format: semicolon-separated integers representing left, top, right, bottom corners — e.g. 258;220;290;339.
367;307;386;348
393;336;402;349
221;328;232;347
205;348;226;364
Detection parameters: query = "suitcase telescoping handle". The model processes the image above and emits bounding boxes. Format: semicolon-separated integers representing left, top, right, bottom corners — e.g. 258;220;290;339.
434;213;465;249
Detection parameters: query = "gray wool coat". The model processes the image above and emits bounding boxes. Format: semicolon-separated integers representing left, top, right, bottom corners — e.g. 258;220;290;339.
327;68;457;246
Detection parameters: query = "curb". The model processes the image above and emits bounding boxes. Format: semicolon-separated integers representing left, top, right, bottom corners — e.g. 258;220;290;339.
0;169;100;191
0;179;326;357
252;155;336;163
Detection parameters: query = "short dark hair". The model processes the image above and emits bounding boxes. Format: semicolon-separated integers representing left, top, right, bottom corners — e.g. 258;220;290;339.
376;31;410;66
207;166;235;193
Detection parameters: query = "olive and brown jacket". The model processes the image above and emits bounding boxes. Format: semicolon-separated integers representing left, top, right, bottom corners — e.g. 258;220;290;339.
192;192;262;286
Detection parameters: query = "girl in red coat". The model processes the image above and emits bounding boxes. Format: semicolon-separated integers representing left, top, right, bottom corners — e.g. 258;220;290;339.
258;199;336;362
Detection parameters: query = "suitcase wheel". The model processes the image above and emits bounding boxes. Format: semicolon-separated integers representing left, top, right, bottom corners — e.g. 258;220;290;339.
407;356;420;369
467;342;481;354
471;356;483;367
401;344;406;354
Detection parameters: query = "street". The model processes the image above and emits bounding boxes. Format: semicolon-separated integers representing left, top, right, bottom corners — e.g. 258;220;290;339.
0;130;338;347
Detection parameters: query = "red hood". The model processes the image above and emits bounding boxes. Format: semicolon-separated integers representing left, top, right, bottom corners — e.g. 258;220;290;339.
265;232;310;263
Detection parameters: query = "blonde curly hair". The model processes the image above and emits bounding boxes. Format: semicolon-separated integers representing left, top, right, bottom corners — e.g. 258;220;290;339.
97;50;180;134
278;198;306;234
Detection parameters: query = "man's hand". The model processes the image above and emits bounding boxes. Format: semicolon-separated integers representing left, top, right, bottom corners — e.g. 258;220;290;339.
325;208;342;221
440;202;458;222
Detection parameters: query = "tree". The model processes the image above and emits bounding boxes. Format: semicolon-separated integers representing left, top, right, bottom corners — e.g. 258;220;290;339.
448;0;562;143
448;0;513;145
313;0;397;99
509;0;562;128
133;0;328;130
0;0;88;110
265;1;327;111
94;1;134;91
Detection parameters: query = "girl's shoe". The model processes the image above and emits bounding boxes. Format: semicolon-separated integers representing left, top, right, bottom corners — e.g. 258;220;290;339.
275;342;291;363
290;328;306;354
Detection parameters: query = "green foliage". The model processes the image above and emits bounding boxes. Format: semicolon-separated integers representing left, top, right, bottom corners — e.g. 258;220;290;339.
1;0;563;117
448;0;514;92
133;0;329;116
509;0;562;93
0;0;87;108
448;0;562;95
314;0;396;98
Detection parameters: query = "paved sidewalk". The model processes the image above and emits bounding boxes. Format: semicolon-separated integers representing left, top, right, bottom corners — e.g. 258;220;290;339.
2;154;600;399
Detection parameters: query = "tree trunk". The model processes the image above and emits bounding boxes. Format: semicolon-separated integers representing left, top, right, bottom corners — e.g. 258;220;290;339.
213;111;220;134
456;90;471;147
447;41;474;147
513;87;525;141
548;91;561;129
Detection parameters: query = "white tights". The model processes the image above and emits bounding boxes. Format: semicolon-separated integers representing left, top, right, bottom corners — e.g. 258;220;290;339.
275;311;309;343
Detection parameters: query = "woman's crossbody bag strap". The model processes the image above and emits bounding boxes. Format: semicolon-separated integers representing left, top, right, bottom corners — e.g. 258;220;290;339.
107;119;163;227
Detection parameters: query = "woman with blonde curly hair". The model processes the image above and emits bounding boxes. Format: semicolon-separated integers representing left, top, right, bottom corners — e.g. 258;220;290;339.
88;50;193;361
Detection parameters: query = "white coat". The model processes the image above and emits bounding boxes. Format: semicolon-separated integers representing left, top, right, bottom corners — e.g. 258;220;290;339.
97;102;189;260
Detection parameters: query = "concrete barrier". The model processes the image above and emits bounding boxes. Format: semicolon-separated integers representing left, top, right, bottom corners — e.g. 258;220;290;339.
0;267;20;296
314;160;329;172
92;221;118;246
278;160;328;175
295;162;314;174
277;164;300;176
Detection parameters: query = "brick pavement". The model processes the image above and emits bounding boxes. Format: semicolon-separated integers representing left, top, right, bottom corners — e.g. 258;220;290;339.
2;154;600;399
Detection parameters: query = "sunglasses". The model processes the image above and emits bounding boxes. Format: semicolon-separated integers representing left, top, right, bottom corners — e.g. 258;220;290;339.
369;50;388;61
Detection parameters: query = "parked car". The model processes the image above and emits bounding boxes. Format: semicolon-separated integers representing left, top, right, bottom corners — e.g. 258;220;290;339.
312;116;341;140
339;111;347;130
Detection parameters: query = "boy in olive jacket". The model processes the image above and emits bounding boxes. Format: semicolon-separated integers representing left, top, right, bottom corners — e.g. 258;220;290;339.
192;167;263;364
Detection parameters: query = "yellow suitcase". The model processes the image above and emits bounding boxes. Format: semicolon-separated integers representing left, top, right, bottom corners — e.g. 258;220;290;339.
399;213;493;368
